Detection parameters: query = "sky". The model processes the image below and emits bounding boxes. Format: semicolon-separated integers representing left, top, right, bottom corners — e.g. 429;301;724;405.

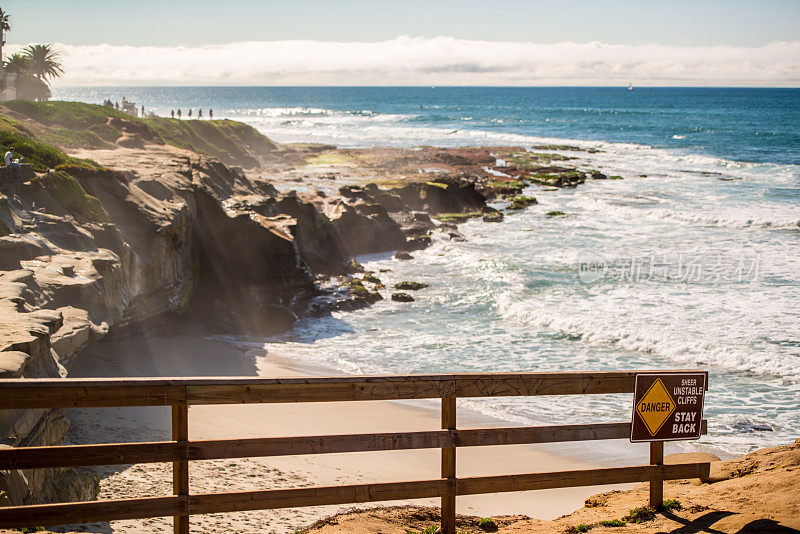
3;0;799;86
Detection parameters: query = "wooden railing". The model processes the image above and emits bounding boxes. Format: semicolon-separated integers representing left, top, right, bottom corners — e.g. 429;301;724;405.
0;372;710;534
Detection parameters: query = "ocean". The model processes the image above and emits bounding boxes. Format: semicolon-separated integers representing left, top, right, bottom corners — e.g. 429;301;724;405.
53;86;800;455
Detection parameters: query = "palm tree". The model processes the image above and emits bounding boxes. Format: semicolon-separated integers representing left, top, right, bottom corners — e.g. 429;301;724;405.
22;44;63;82
0;8;10;70
3;52;28;75
3;53;49;100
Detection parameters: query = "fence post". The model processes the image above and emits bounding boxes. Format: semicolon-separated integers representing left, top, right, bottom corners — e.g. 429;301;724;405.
649;441;664;509
441;397;457;534
172;399;190;534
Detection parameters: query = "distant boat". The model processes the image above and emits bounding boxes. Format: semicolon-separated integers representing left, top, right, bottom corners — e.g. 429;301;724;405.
627;82;634;91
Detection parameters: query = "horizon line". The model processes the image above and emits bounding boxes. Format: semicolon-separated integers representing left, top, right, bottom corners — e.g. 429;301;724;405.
51;84;800;89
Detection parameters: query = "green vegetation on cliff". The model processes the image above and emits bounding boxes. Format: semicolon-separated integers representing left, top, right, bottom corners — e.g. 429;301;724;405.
4;100;131;130
0;115;100;171
0;100;278;167
30;171;109;222
147;117;277;166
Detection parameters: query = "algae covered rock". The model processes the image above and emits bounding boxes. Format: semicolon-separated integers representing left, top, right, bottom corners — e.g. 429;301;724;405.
507;195;538;210
529;171;586;188
362;274;382;284
546;210;566;217
482;207;504;222
395;281;428;290
347;258;365;273
346;279;369;295
394;252;414;260
391;292;415;302
436;211;482;224
404;234;432;251
486;179;526;196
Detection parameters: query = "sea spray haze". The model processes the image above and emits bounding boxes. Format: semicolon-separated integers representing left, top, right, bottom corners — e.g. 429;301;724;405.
56;86;800;455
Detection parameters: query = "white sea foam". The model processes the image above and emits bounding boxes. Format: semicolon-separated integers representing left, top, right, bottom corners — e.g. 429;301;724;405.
234;103;800;455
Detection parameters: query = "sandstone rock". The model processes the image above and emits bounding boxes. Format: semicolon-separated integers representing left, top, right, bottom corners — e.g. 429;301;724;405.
50;307;108;366
0;351;30;378
388;177;486;215
0;455;29;505
0;234;51;270
0;164;34;183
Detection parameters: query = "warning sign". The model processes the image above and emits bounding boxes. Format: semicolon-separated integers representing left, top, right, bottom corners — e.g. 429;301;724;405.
631;372;707;442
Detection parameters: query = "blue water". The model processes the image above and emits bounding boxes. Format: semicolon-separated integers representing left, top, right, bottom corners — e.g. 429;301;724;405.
54;86;800;455
54;87;800;165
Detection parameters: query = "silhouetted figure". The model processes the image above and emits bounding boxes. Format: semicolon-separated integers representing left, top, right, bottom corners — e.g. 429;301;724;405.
188;109;192;118
171;109;175;118
209;109;213;119
198;109;203;119
141;105;145;117
177;109;182;119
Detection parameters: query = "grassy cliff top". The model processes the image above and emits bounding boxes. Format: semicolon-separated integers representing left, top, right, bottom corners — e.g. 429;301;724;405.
0;100;278;168
0;114;100;172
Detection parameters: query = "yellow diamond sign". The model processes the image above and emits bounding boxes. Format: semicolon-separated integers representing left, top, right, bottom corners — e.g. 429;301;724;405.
635;378;676;436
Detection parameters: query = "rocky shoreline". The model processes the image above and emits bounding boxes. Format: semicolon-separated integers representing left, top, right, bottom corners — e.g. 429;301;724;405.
0;101;619;507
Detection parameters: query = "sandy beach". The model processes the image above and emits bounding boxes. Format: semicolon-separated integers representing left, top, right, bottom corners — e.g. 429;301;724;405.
61;334;643;533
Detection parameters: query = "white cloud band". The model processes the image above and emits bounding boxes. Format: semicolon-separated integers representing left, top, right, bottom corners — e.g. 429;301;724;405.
7;36;800;86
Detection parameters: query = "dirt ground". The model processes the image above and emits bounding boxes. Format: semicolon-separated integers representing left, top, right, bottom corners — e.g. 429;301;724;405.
300;440;800;533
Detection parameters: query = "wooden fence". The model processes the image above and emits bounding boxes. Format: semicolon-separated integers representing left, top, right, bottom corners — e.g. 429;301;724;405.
0;372;710;533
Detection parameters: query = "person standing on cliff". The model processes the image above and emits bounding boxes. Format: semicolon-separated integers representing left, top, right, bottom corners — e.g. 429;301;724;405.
177;109;182;119
188;109;192;118
209;108;213;119
171;109;175;118
198;109;203;119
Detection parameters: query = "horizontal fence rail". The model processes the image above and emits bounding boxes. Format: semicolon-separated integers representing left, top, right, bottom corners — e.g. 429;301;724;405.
0;371;680;408
0;463;711;528
0;421;709;470
0;371;709;534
